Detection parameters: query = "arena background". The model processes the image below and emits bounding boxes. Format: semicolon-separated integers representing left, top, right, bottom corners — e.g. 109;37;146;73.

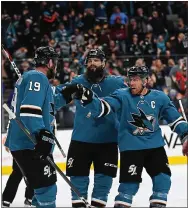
1;1;188;174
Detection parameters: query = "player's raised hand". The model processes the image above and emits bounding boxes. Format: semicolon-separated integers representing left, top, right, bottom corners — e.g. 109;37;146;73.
74;84;93;106
61;84;80;104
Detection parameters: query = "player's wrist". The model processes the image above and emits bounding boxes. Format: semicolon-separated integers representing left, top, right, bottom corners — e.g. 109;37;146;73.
180;132;188;144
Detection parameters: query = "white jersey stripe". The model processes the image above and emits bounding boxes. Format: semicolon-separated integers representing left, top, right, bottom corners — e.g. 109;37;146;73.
20;113;42;118
20;105;42;110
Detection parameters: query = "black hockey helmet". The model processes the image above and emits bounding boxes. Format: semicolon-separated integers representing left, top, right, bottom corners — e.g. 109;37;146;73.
33;46;59;67
85;48;106;65
127;66;149;78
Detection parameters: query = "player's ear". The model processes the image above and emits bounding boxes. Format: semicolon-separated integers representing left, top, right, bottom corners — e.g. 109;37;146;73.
47;59;53;68
101;60;106;69
143;78;148;87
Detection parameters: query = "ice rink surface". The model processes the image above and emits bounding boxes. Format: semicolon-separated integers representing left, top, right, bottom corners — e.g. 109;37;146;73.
2;165;187;207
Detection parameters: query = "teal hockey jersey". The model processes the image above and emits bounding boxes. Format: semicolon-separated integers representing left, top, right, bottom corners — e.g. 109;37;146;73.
55;74;127;143
79;88;188;151
6;70;56;151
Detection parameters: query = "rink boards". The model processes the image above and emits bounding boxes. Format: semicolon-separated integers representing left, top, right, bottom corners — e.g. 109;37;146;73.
2;126;187;175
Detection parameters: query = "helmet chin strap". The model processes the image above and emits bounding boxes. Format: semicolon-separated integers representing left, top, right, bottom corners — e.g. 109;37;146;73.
137;84;146;95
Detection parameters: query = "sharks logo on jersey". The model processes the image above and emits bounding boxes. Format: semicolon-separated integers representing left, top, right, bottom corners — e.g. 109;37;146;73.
128;100;156;135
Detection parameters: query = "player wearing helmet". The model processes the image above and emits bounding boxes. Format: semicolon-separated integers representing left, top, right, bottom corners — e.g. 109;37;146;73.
73;65;188;208
5;46;59;207
55;48;127;207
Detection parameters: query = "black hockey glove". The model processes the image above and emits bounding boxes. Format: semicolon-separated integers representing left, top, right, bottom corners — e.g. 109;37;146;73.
61;84;80;104
34;129;55;160
74;84;93;106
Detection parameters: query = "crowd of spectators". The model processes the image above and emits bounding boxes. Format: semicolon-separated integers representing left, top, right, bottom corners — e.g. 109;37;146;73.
2;1;188;128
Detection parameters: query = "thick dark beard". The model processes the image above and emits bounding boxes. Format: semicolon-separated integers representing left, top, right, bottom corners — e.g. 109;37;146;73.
47;68;55;79
86;65;105;83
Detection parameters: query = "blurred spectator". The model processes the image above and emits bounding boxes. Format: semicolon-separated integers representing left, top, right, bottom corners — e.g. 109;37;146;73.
110;16;127;54
4;21;17;53
135;58;145;67
135;8;150;40
175;18;188;35
170;33;187;55
40;34;50;46
70;35;78;53
171;63;187;94
40;10;59;36
83;9;95;31
169;58;185;77
149;11;166;36
156;31;168;56
151;58;166;90
129;34;142;56
20;61;31;74
62;15;71;32
95;2;108;24
97;27;110;48
59;41;70;57
74;28;85;46
178;2;188;25
55;23;68;42
110;6;128;25
56;58;72;84
75;13;84;29
13;47;28;59
108;40;120;56
141;32;156;55
69;9;77;33
128;18;140;41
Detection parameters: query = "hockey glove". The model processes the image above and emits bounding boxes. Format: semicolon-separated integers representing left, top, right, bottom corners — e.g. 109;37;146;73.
61;84;80;104
34;129;55;160
74;84;93;106
181;133;188;156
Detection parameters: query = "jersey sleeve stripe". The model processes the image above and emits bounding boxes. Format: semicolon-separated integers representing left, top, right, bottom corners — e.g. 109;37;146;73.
172;120;188;132
20;113;42;118
98;99;105;118
20;105;42;110
20;107;42;115
168;116;185;131
98;99;111;117
168;116;183;127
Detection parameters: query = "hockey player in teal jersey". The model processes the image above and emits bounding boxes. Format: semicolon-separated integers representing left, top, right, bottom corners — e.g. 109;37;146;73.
55;49;127;207
73;66;188;208
5;46;59;208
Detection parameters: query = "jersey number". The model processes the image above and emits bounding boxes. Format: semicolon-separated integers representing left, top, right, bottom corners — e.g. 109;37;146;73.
29;81;40;91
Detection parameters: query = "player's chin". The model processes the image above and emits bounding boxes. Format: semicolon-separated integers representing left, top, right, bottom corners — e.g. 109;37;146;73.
130;88;138;94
